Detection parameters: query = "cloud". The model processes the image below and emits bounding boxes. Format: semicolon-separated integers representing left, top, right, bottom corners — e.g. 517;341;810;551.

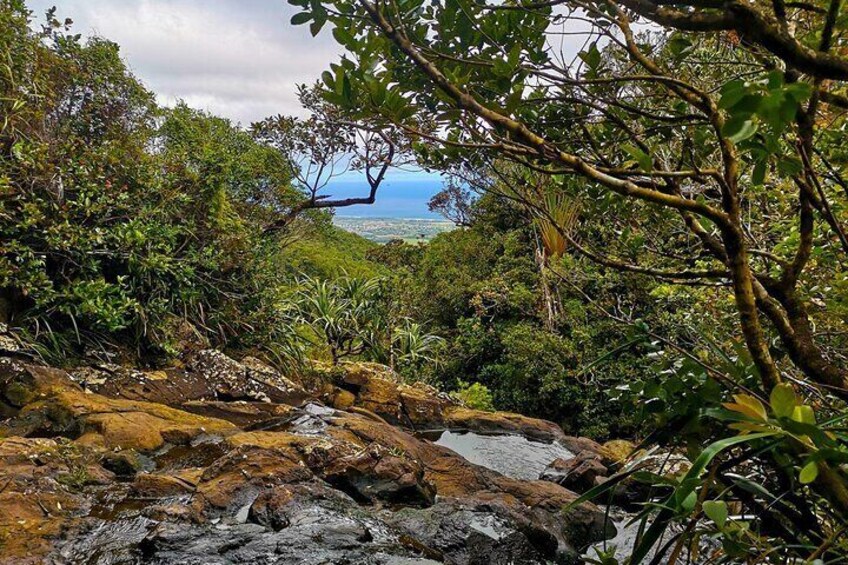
26;0;342;123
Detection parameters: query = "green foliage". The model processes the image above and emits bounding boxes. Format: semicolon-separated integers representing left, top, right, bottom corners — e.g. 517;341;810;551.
451;380;495;411
291;273;443;373
371;194;648;439
0;5;344;365
294;274;384;363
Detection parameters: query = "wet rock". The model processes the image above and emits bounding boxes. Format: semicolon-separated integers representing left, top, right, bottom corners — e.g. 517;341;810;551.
324;362;582;448
101;449;144;477
430;430;574;482
248;480;362;531
0;437;95;563
328;414;612;553
133;519;417;564
1;357;237;452
322;443;436;506
443;406;568;443
387;499;561;565
194;443;313;511
72;349;308;408
540;451;608;493
2;352;618;563
131;472;196;497
181;399;299;429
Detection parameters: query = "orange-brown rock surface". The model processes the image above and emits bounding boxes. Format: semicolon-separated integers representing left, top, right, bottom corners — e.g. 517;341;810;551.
0;354;615;564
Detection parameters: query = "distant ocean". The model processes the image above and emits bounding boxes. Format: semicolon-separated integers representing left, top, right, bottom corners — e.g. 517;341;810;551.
324;174;444;219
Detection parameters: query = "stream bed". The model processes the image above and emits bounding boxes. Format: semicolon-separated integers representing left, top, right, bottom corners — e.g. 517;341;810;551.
428;430;574;481
425;429;659;563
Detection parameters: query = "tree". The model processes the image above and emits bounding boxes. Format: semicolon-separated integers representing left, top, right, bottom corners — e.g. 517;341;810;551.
287;0;848;559
252;85;402;231
0;5;301;361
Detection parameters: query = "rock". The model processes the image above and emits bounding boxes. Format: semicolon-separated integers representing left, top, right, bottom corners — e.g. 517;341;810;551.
601;439;637;466
339;362;397;389
357;374;405;424
143;503;203;523
540;451;608;494
187;349;307;404
247;480;361;531
323;362;580;447
386;499;558;564
71;349;309;408
442;406;568;443
0;437;96;563
322;443;436;506
331;387;356;410
327;413;612;553
194;443;313;511
0;358;237;452
101;449;144;477
0;324;21;355
181;399;298;428
398;384;451;429
131;472;196;497
0;352;618;563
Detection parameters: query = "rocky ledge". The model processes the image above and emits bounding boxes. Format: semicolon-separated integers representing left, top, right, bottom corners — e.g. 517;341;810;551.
0;351;617;564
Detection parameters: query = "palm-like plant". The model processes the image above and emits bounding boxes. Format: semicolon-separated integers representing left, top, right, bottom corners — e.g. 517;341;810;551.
294;274;382;364
535;191;579;262
391;318;444;369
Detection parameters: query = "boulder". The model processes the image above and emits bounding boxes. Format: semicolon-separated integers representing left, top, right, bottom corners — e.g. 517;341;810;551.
0;437;100;564
194;443;313;511
539;451;608;494
322;443;436;506
600;439;637;466
131;472;197;498
70;350;308;408
180;400;297;428
0;358;237;452
386;499;558;565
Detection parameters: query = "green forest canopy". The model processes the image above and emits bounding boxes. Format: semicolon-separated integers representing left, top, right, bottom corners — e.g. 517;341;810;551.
4;0;848;561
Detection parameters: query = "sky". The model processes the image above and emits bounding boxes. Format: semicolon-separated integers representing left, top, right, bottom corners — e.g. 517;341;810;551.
27;0;444;217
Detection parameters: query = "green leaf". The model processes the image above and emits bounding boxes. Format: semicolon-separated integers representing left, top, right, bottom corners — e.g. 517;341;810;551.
310;14;326;36
793;405;816;425
622;144;652;171
668;34;693;58
332;26;354;45
751;160;767;186
702;500;728;528
799;460;818;484
722;116;758;143
578;43;601;70
770;383;796;418
777;157;802;176
681;491;697;513
718;80;747;109
784;82;813;102
290;12;312;25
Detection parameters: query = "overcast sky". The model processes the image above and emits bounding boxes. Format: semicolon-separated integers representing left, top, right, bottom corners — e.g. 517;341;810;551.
27;0;342;124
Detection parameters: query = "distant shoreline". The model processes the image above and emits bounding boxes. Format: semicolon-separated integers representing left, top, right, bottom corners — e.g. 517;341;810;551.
333;216;456;243
334;216;450;222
